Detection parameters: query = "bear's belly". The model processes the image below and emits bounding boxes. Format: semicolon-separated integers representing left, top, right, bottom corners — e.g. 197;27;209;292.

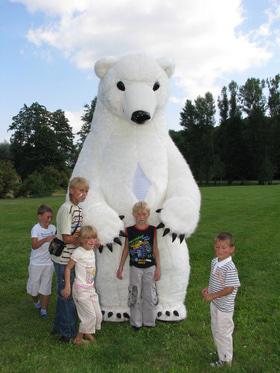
99;150;168;214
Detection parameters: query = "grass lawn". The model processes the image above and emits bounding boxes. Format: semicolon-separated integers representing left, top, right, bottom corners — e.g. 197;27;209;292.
0;185;279;372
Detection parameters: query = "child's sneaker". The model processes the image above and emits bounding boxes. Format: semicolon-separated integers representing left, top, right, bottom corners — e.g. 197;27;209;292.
210;360;231;367
40;309;48;319
34;301;41;309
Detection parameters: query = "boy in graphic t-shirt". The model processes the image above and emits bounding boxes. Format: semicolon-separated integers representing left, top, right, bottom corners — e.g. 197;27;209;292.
117;201;161;331
27;205;56;318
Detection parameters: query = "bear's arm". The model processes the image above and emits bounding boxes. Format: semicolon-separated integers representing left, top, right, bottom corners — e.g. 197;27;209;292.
159;137;201;237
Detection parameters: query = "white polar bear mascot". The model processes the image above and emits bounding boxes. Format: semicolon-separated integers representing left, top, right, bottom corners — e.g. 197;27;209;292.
71;54;201;322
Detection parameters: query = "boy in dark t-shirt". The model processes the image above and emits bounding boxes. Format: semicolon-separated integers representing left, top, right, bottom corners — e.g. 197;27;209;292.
117;201;160;330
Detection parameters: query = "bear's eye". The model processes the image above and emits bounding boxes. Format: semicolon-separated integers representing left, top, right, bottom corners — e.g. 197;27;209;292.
153;81;160;91
117;81;125;91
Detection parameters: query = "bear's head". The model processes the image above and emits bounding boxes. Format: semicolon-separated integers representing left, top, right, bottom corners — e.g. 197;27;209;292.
95;54;174;125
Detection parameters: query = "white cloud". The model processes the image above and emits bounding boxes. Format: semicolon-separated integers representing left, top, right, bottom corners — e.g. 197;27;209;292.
65;110;83;136
13;0;272;99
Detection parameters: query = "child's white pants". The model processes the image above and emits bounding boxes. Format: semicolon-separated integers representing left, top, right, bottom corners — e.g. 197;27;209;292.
210;302;234;362
72;284;102;334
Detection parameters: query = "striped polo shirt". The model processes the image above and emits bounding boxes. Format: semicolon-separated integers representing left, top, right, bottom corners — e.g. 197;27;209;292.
51;200;83;265
208;256;240;312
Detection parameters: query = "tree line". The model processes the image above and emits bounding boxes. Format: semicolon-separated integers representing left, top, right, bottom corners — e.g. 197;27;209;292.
0;99;96;198
0;74;279;198
171;75;280;185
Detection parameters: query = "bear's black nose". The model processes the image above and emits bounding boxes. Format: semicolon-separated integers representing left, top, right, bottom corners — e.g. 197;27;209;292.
131;111;151;124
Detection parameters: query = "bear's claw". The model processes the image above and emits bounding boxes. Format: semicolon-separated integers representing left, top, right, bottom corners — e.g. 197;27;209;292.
113;237;122;246
156;221;186;243
156;222;165;229
156;306;185;321
102;310;130;322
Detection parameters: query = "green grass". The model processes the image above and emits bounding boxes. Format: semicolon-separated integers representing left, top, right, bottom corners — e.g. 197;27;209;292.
0;186;279;372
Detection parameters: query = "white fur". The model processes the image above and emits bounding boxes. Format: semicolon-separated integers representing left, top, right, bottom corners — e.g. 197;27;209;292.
71;54;201;321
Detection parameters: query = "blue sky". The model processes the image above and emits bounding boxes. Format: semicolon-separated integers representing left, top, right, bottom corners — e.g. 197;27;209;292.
1;0;280;143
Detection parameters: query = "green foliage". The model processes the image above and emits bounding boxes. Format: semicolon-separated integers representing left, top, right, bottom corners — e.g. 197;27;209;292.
18;166;69;197
8;102;75;179
0;160;20;198
0;142;13;161
177;75;280;183
77;97;97;150
239;78;266;117
20;172;53;197
0;186;279;372
267;74;280;117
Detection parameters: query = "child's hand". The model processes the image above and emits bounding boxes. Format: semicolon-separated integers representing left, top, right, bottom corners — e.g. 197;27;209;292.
202;288;213;302
116;267;123;280
201;287;208;296
62;286;71;299
46;235;55;242
154;267;161;281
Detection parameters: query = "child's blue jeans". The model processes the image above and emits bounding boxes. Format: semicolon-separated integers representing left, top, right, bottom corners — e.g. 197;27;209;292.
52;261;77;339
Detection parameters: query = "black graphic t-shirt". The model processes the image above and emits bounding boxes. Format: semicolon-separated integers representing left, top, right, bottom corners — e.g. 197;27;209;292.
126;225;156;268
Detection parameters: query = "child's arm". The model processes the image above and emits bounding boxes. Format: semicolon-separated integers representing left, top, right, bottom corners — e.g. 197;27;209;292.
62;259;75;299
31;235;55;249
202;287;235;302
116;238;129;280
153;233;161;281
62;233;80;247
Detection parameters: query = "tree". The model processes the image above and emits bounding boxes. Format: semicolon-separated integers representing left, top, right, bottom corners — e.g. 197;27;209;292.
51;109;77;168
8;102;75;179
0;160;20;198
239;78;266;117
267;74;280;178
218;86;229;124
267;74;280;117
0;142;13;161
216;83;247;183
228;81;242;119
77;97;97;150
239;78;269;182
180;93;216;183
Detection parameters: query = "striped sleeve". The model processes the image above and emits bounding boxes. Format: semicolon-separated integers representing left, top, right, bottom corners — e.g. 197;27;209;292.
224;264;240;288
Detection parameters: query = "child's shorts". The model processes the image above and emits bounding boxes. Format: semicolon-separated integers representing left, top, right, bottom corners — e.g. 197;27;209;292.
27;264;54;296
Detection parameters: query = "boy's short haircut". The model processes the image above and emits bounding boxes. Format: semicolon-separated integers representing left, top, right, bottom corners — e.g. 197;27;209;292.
69;177;89;191
37;204;53;215
132;201;150;215
215;232;234;246
80;225;98;240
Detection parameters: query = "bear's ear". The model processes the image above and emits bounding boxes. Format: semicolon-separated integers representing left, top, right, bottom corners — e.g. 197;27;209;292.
94;56;117;79
157;58;175;78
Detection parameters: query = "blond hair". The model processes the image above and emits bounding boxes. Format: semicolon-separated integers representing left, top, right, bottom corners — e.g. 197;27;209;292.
132;201;150;215
69;177;89;191
80;225;98;240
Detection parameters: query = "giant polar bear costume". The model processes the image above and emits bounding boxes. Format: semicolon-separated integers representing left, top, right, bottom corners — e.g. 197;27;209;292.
71;54;201;322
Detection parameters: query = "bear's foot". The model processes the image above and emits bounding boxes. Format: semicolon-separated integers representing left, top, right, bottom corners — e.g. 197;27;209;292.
156;304;187;322
101;308;130;322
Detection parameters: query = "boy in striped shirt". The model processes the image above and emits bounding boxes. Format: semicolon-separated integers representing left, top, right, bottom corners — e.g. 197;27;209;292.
202;232;240;367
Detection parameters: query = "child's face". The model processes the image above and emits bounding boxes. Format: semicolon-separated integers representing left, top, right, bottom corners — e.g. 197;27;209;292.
215;239;235;261
70;185;88;204
38;212;52;228
133;209;150;225
81;236;99;251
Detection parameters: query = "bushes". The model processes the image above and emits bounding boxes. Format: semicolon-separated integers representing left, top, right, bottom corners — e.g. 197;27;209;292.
19;166;69;197
0;160;20;198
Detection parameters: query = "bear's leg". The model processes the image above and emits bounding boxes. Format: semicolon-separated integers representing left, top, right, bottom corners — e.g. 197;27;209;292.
95;248;130;322
156;236;190;321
